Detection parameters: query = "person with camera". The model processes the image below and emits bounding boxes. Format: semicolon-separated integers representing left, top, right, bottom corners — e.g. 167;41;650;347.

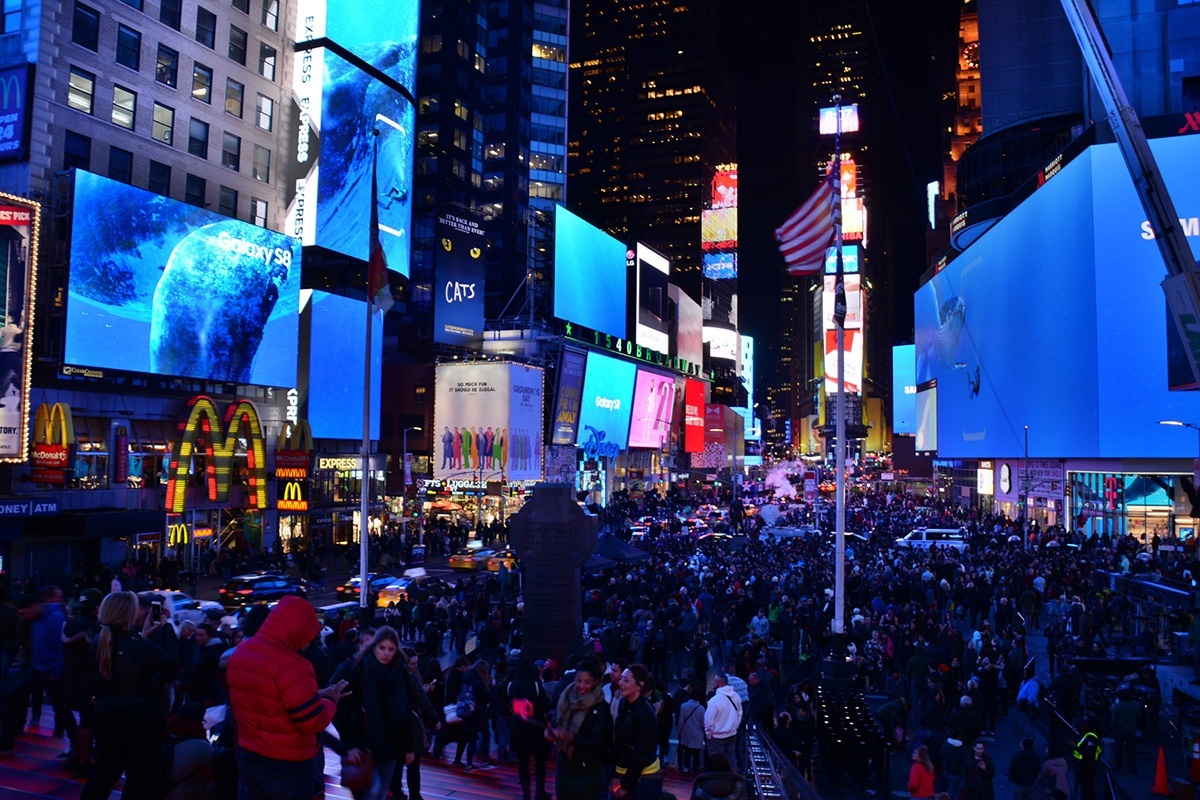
80;591;178;800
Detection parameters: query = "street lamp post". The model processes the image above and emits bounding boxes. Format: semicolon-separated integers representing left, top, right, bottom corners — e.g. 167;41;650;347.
1160;419;1200;539
402;426;421;541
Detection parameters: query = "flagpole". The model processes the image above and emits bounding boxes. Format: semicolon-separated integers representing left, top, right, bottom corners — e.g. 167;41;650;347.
833;94;847;638
360;130;379;616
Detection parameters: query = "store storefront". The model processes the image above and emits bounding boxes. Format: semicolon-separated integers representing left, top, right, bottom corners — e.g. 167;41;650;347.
310;453;387;547
1067;469;1190;543
990;459;1065;528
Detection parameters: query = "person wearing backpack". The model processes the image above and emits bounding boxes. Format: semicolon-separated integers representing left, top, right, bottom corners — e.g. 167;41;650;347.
450;659;490;771
160;701;213;800
508;656;552;800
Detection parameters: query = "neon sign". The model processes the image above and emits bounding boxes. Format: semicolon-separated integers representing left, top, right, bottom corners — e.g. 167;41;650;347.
165;395;268;514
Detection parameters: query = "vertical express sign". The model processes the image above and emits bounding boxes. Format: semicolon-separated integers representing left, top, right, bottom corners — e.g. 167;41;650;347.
434;212;486;346
551;348;587;445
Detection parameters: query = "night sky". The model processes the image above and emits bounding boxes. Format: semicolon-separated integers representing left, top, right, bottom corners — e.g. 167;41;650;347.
721;0;961;354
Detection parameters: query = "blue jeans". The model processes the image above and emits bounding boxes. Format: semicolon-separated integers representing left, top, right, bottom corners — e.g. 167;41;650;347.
237;750;316;800
365;758;396;800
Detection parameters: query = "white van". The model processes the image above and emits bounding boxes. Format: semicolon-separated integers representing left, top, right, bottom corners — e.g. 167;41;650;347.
895;527;969;552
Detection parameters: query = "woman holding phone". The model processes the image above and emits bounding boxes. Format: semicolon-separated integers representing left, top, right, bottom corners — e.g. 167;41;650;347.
81;591;178;800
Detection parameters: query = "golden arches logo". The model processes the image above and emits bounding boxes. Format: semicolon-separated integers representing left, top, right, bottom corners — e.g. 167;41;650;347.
165;396;268;514
168;523;190;547
280;419;313;451
0;72;22;112
33;403;74;446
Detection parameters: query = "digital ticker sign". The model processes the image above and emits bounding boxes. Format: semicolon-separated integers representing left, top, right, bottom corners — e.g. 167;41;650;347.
66;171;301;387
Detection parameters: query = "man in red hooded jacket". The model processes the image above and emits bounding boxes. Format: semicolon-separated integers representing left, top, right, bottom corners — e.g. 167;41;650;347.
227;595;350;800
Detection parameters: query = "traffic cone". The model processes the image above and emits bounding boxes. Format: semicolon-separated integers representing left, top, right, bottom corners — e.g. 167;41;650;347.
1151;745;1171;796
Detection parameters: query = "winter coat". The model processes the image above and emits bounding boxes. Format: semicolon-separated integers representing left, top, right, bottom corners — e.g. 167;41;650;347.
227;595;336;762
676;697;706;750
690;769;750;800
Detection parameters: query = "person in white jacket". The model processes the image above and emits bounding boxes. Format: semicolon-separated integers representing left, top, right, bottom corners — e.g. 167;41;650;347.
703;674;743;771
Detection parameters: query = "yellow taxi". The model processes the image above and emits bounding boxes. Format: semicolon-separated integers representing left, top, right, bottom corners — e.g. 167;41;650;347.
484;548;518;572
449;546;495;571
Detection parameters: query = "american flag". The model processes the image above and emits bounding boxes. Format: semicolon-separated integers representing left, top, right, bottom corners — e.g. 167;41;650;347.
774;171;838;276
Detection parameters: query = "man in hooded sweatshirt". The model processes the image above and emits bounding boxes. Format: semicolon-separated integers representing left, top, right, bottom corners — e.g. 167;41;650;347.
704;673;743;771
227;596;351;800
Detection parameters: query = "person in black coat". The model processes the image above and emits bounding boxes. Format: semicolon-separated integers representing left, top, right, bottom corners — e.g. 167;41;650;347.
80;590;178;800
507;656;552;800
548;659;612;800
610;664;663;800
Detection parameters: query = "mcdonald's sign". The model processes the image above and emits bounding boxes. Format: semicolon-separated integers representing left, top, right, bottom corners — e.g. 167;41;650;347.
167;522;190;547
276;419;313;478
165;396;268;514
31;402;74;484
277;478;309;512
0;64;30;161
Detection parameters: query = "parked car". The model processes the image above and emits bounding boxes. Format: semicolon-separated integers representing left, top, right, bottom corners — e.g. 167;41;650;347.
335;573;397;602
218;572;308;610
136;590;224;628
449;547;496;571
895;527;969;552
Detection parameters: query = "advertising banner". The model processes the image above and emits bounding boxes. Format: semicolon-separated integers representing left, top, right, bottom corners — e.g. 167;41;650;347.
544;445;577;484
628;369;676;450
286;43;414;276
550;347;587;446
0;194;35;459
683;378;705;453
703;326;738;361
691;404;726;469
670;285;704;367
553;205;627;339
305;290;382;440
434;211;485;345
66;172;300;386
634;243;669;354
434;363;544;482
822;274;862;329
575;351;636;456
823;328;863;395
892;344;917;435
0;63;30;161
294;0;419;89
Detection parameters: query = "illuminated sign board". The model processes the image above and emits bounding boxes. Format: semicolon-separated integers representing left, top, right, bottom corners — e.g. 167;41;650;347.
703;252;737;279
683;378;705;453
842;196;866;242
31;402;74;483
551;348;587;446
554;206;627;340
286;37;415;275
277;478;310;512
634;243;670;354
165;396;268;514
703;326;738;362
628;368;676;449
566;321;705;378
305;290;382;440
734;335;759;442
824;244;859;274
824;328;863;395
434;211;485;346
294;0;420;88
66;172;301;386
575;352;636;456
0;192;38;460
433;363;545;481
822;274;862;330
0;64;30;161
892;344;917;435
670;286;704;368
819;104;859;135
701;208;737;250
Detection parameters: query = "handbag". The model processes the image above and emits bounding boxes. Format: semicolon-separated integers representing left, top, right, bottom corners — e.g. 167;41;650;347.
339;750;374;791
443;703;463;724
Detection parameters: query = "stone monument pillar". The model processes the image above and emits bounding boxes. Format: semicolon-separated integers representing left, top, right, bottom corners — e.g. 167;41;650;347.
507;482;597;665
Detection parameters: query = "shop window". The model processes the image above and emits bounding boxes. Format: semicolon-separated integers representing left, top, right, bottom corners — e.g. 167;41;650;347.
126;419;171;488
71;416;110;489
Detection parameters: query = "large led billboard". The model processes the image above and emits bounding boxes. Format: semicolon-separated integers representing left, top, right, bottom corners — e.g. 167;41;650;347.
287;47;414;277
295;0;419;89
66;171;301;386
553;206;627;339
305;290;382;440
550;347;587;446
823;329;863;395
0;193;36;460
703;326;738;362
670;285;704;367
822;274;862;330
892;344;917;435
634;243;670;354
433;362;544;481
683;378;705;453
434;211;485;346
628;369;677;449
824;244;859;274
734;335;760;442
575;352;636;454
913;134;1200;458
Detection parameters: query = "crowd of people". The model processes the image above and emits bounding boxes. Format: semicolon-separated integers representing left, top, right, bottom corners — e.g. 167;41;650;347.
1;482;1198;800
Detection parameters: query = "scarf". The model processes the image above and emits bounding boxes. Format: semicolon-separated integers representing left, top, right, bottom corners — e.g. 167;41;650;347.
554;683;604;759
361;653;409;756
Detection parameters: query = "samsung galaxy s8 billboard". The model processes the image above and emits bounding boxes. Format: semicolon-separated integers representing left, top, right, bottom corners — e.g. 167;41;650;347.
66;171;301;386
914;135;1200;459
